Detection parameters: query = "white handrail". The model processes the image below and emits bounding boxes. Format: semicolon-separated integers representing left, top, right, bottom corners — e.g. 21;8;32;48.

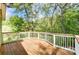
2;32;75;53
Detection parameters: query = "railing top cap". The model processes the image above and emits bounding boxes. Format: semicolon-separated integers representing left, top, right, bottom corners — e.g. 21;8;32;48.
75;35;79;37
2;31;76;36
75;35;79;39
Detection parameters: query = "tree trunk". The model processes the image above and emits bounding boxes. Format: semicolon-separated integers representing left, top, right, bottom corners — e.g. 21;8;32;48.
60;10;66;33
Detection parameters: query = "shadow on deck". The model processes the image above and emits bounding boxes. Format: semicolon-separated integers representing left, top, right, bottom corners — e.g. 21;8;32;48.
1;41;28;55
0;38;75;55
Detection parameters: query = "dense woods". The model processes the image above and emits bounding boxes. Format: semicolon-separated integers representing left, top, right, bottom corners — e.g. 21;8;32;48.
2;3;79;34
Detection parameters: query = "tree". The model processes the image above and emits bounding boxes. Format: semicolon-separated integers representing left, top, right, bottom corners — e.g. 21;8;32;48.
64;9;79;34
9;15;26;32
5;3;79;34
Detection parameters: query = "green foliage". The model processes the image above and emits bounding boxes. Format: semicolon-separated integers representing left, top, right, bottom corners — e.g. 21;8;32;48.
2;20;10;25
64;9;79;34
5;3;79;35
9;15;26;32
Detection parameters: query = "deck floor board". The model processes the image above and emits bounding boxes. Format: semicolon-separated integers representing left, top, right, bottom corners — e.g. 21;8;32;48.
2;41;28;55
0;39;75;55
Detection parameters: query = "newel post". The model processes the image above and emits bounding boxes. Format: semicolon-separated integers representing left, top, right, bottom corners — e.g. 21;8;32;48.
75;35;79;55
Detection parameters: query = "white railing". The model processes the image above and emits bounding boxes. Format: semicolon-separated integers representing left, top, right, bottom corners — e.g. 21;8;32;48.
75;35;79;55
2;32;75;52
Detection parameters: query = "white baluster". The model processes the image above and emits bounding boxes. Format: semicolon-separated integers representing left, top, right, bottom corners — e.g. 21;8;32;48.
38;33;39;39
64;37;66;48
53;34;56;47
28;32;30;39
45;33;47;40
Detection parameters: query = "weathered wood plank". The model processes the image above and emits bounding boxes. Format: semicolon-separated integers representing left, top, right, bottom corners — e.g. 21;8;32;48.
2;41;28;55
1;39;75;55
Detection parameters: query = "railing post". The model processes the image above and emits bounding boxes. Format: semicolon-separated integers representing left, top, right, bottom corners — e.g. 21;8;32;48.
38;32;39;39
75;35;79;55
28;32;30;39
53;34;56;47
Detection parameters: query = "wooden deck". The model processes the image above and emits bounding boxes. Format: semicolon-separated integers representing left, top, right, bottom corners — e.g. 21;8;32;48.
0;38;75;55
1;41;28;55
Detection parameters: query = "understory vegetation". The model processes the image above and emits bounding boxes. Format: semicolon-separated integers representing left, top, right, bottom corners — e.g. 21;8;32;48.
3;3;79;35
